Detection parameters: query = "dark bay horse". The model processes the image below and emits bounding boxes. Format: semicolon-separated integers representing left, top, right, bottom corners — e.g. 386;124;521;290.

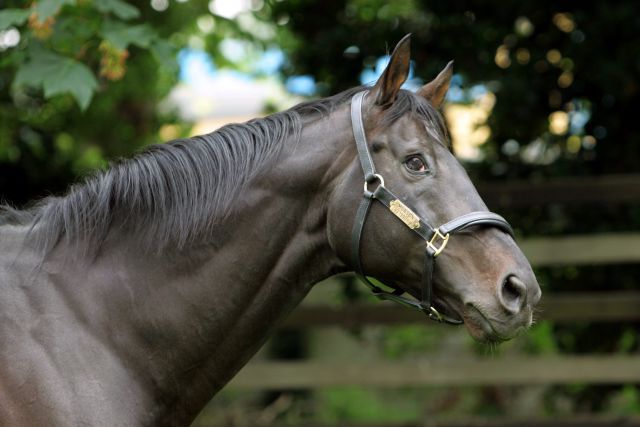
0;36;540;426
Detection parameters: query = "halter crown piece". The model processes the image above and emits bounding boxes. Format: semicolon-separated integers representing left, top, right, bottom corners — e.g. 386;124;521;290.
349;91;515;324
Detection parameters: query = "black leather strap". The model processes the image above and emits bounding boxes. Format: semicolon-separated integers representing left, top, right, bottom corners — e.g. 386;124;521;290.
351;195;379;292
440;211;513;236
351;91;377;180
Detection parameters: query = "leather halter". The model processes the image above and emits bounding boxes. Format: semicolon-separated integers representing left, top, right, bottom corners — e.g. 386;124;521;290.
349;91;514;324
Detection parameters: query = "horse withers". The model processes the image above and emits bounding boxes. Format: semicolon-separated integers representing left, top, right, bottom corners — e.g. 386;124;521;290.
0;35;540;426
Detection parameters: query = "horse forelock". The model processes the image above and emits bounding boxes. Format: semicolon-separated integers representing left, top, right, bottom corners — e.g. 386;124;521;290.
4;86;448;256
380;89;450;148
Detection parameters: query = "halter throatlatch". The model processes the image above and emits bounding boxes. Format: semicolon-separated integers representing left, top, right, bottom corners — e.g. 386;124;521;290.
349;91;514;324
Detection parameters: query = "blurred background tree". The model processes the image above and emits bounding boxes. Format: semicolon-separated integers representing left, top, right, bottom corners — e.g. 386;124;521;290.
1;0;639;424
270;0;640;177
0;0;268;204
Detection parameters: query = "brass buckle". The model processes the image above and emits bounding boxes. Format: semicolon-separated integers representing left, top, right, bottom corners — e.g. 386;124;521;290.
426;228;450;257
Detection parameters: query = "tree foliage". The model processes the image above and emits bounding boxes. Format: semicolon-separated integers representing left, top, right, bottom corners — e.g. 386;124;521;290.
0;1;285;204
0;0;246;204
1;0;171;109
268;0;640;179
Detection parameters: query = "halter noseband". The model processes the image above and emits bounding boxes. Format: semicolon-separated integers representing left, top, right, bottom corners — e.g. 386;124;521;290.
350;91;514;324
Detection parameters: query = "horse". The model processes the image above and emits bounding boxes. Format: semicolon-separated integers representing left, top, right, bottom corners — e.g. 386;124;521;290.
0;35;540;426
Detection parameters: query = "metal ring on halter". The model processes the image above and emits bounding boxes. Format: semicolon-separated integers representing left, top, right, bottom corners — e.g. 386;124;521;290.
428;306;444;322
363;173;385;195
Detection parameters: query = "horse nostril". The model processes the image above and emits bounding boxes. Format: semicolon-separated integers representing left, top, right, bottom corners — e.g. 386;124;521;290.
500;275;527;314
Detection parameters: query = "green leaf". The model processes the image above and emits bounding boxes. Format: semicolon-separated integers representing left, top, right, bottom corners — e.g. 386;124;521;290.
34;0;76;22
150;39;178;74
94;0;140;20
13;48;55;86
0;9;30;31
101;21;157;50
42;61;97;111
14;48;97;111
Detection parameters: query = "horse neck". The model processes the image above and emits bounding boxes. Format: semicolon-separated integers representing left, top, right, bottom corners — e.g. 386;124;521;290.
46;105;355;424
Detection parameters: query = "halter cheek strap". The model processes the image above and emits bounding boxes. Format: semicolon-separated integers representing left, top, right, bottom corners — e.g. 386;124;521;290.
349;91;514;324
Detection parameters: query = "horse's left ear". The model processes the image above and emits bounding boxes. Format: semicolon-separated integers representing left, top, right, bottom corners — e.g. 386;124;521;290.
371;34;412;106
417;61;454;109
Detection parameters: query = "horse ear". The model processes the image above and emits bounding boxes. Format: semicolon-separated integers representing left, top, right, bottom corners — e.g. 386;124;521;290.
371;34;412;106
417;61;454;109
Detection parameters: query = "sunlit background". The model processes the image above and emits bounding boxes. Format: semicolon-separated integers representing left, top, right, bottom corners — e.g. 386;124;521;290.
156;3;598;166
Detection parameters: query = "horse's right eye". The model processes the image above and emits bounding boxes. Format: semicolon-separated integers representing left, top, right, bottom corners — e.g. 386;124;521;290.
404;155;428;173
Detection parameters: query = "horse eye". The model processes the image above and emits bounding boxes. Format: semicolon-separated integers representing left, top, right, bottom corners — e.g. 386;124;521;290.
404;156;427;173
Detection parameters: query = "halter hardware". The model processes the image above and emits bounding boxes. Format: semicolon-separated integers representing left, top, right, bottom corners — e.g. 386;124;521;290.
363;173;385;197
389;199;421;229
349;90;515;325
427;306;444;322
427;228;450;257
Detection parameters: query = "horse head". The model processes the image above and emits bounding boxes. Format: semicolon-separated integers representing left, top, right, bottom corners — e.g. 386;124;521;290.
327;35;541;342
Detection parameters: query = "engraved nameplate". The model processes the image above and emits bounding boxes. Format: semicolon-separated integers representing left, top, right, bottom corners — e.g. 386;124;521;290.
389;200;420;229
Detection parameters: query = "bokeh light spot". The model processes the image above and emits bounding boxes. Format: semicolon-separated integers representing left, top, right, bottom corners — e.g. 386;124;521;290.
582;135;597;149
558;71;574;88
495;45;511;69
150;0;169;11
549;111;569;135
553;13;576;33
567;135;581;153
515;48;530;64
514;16;534;37
546;49;562;65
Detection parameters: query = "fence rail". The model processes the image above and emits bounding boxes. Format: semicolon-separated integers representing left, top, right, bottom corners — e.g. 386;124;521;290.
520;233;640;266
477;173;640;207
228;356;640;389
233;418;640;427
282;291;640;328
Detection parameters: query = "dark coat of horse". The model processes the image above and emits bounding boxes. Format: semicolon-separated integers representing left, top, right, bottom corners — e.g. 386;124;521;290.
0;36;540;426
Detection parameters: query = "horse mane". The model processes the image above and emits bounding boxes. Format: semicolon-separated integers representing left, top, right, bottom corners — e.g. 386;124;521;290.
1;87;448;255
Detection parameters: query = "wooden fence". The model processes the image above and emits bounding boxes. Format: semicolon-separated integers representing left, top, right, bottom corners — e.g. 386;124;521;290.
230;356;640;389
279;291;640;328
477;173;640;207
235;417;640;427
232;294;640;389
